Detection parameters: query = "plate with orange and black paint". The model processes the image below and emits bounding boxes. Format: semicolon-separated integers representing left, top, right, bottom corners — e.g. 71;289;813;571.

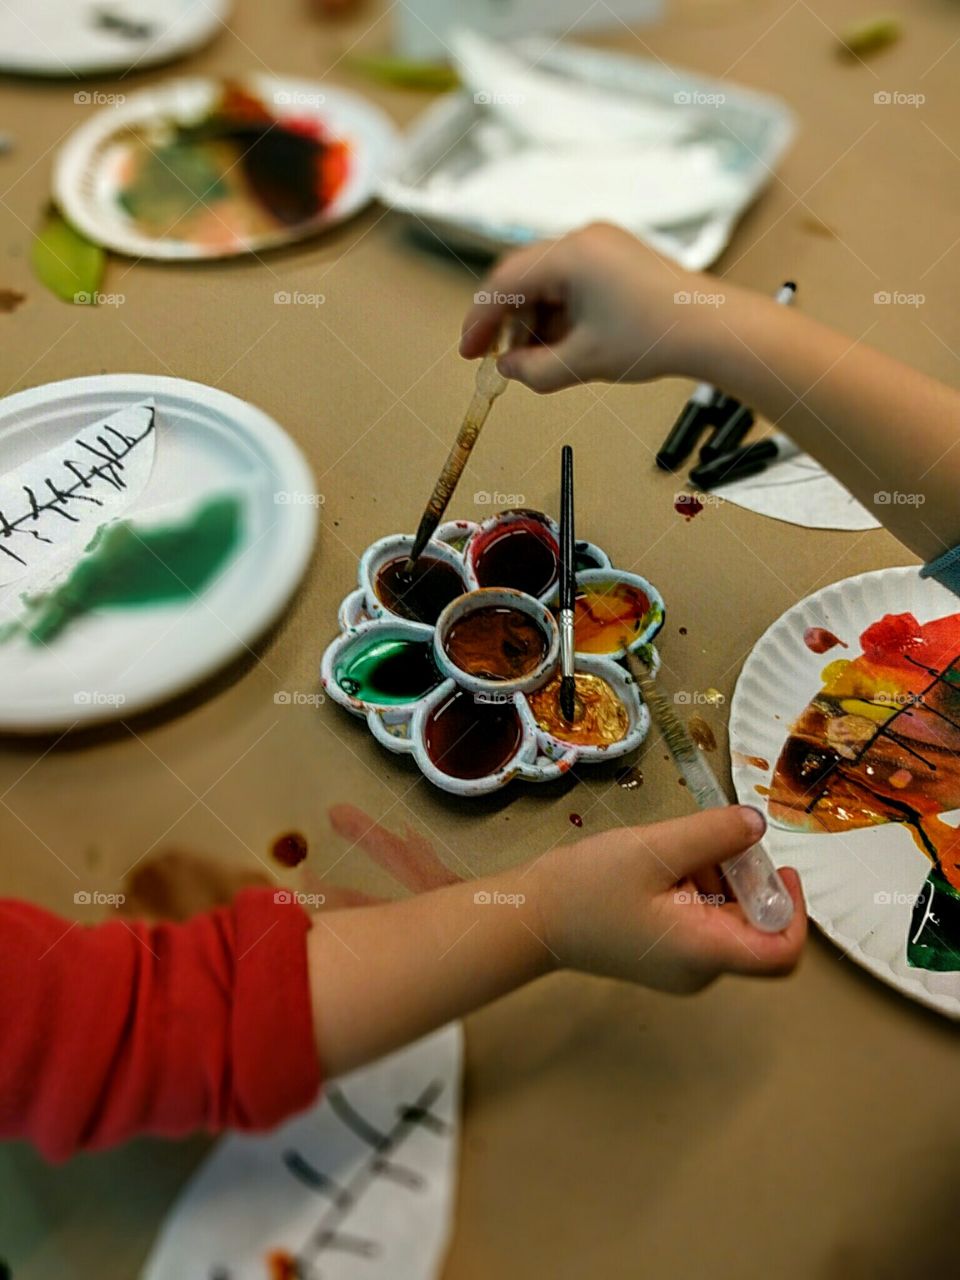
731;566;960;1019
54;75;398;259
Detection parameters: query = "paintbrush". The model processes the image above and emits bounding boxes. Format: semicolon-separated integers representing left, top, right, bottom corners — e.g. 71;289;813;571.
405;335;510;573
622;646;794;933
559;445;577;722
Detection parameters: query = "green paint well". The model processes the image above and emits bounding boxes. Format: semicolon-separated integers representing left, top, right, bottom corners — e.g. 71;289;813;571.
14;494;242;645
335;635;440;706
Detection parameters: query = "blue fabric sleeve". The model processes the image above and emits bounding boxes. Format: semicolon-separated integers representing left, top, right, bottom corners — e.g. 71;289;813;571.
920;544;960;596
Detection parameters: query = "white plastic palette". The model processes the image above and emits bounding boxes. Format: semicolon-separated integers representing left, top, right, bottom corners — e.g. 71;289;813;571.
321;514;665;796
0;0;230;77
731;566;960;1019
0;375;316;731
54;75;399;260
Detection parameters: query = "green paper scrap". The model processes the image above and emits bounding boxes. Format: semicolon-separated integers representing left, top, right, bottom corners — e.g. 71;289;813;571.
839;15;902;58
8;494;242;646
346;53;459;91
30;207;106;305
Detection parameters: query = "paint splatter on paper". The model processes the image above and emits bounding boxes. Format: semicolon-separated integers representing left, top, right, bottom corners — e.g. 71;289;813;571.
769;611;960;970
0;401;155;586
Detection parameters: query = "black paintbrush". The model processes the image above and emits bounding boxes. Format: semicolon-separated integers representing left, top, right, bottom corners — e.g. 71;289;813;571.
559;445;576;722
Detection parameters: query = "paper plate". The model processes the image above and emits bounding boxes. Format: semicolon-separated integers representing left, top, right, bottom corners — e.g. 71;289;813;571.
0;375;317;731
54;75;398;260
730;566;960;1019
0;0;230;77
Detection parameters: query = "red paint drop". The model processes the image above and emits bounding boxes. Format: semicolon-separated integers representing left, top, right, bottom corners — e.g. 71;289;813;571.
674;494;704;520
569;812;583;827
860;612;924;661
803;626;847;654
271;831;308;867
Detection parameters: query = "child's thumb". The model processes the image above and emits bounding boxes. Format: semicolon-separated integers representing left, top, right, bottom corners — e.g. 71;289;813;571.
642;805;767;888
498;337;586;393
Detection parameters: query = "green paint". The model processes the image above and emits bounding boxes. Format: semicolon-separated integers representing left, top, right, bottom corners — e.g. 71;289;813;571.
13;494;241;645
907;869;960;972
335;635;440;706
118;139;229;227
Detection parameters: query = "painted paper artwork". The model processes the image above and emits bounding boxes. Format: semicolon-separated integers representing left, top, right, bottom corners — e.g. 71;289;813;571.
769;611;960;971
140;1025;462;1280
0;400;156;587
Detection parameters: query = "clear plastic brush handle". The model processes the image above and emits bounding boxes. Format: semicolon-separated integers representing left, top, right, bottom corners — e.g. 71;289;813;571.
681;748;795;934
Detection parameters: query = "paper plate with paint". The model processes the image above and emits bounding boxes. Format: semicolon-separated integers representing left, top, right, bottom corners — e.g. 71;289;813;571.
0;0;231;77
321;512;664;796
54;76;398;259
0;374;316;731
730;566;960;1018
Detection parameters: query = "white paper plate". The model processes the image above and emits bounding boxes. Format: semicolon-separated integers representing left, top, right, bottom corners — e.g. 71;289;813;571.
0;375;317;731
730;566;960;1019
0;0;230;77
54;75;399;260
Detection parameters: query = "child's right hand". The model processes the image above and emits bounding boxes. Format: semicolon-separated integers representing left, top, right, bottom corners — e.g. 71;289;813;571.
460;222;728;393
532;805;806;993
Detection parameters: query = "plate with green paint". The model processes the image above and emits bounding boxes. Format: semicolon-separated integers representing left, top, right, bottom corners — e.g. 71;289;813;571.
54;75;398;259
0;374;317;730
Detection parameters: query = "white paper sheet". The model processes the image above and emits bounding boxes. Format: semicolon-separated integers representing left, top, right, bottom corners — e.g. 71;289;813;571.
140;1024;463;1280
712;451;880;531
0;400;156;586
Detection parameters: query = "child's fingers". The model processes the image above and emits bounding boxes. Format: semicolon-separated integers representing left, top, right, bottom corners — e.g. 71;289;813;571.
680;867;807;974
496;337;589;393
459;245;564;357
639;805;768;889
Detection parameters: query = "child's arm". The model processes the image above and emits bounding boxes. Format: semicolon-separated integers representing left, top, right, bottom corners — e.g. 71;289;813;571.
307;806;805;1077
460;223;960;563
1;807;804;1158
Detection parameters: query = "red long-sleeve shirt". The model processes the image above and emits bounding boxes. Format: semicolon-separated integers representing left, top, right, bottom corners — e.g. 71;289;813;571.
0;888;321;1161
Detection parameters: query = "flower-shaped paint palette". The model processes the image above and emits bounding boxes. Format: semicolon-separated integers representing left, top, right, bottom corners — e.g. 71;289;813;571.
321;509;665;796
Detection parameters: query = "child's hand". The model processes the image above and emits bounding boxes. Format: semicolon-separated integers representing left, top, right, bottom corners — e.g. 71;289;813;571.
460;223;722;393
532;805;806;993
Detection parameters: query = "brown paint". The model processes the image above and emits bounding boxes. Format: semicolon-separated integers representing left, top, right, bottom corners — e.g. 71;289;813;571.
688;715;717;752
0;288;25;313
803;626;847;654
271;830;308;867
733;751;771;770
119;851;270;921
616;764;644;790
